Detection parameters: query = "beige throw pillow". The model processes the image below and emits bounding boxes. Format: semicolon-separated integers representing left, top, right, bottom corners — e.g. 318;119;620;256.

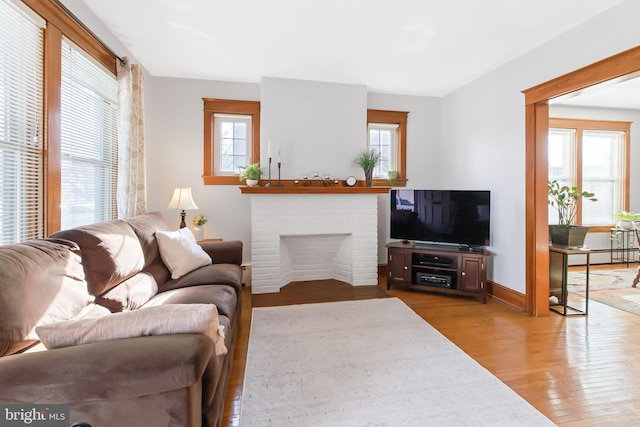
36;304;227;356
156;228;212;279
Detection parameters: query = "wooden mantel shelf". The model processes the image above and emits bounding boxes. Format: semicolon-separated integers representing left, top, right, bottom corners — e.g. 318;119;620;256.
239;185;391;194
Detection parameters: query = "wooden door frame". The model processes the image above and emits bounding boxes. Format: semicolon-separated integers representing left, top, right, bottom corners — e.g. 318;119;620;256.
522;46;640;316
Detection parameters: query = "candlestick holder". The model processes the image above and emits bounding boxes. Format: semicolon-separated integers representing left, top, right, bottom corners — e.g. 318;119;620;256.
265;157;272;187
276;162;283;186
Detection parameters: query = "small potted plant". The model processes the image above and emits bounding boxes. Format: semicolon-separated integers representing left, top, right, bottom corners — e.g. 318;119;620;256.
240;163;263;187
613;211;640;231
387;170;399;186
353;149;382;187
548;180;597;247
192;213;208;241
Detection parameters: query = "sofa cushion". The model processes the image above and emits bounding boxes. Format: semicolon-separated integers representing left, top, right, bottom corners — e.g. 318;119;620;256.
95;271;159;312
160;263;243;294
36;304;227;356
156;228;212;279
50;220;145;296
0;239;93;356
124;211;171;268
145;284;237;319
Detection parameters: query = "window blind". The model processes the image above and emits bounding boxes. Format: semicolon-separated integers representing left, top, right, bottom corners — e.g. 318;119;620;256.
0;0;44;244
60;37;118;229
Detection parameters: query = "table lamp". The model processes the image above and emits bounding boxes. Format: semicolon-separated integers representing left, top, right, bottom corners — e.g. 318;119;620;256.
167;187;199;228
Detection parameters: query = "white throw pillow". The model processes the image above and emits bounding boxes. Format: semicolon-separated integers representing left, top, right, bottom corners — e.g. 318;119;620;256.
36;304;227;356
155;227;212;279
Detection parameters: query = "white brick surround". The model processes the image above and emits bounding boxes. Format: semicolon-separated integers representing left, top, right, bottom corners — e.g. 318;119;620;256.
249;194;379;294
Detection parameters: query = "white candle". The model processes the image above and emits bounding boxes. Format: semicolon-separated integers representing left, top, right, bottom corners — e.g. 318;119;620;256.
278;147;281;162
268;141;271;158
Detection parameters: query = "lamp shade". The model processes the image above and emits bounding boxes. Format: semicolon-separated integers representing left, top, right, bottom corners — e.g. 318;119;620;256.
167;187;199;210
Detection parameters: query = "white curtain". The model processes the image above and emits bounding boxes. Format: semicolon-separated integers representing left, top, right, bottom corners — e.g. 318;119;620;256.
116;57;147;218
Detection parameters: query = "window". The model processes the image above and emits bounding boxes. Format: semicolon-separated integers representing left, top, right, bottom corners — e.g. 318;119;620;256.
368;123;397;177
367;109;408;186
60;38;118;229
203;98;260;185
214;114;251;175
0;0;118;242
0;0;44;244
548;118;630;229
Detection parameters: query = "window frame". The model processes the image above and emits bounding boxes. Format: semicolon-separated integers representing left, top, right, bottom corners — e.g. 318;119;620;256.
0;0;45;244
367;109;408;187
203;98;260;185
15;0;117;236
549;117;631;232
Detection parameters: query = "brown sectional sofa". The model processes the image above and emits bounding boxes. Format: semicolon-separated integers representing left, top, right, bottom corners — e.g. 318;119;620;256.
0;212;242;427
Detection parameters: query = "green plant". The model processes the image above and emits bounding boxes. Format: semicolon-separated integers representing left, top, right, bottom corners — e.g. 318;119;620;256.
613;211;640;222
548;180;597;226
353;149;382;186
387;170;399;185
239;163;262;181
192;213;207;227
353;149;382;171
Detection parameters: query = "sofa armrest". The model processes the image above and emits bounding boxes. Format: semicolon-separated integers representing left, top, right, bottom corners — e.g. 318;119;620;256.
0;334;214;404
200;240;242;266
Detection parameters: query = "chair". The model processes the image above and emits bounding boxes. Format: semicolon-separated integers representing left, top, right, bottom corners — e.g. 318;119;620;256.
634;228;640;287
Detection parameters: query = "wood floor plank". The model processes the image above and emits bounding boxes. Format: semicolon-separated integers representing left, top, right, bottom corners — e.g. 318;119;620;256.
223;272;640;426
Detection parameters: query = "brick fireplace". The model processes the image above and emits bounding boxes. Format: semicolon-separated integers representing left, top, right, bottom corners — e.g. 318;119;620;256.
246;192;381;294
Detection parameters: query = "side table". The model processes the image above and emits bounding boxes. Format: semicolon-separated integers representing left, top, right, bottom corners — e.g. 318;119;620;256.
549;245;590;315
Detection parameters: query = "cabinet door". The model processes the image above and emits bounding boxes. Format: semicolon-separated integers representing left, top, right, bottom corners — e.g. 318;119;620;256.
460;256;483;292
388;250;411;285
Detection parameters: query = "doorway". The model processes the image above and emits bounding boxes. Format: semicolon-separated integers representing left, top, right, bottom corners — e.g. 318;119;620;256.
523;46;640;316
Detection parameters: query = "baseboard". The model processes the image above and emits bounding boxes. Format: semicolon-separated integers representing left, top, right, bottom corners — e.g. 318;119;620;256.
486;280;526;312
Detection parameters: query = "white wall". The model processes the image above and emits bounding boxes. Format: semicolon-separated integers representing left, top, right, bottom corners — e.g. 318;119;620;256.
145;77;441;265
145;78;260;262
261;77;367;178
441;0;640;292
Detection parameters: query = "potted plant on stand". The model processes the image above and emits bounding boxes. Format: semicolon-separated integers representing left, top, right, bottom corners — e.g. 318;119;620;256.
240;163;263;187
192;213;207;241
613;211;640;231
353;149;382;187
548;180;597;247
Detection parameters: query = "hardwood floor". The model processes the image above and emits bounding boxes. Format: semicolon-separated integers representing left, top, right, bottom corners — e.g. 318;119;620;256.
223;271;640;426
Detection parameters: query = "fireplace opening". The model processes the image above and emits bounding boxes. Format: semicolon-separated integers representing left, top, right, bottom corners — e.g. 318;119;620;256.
280;234;352;285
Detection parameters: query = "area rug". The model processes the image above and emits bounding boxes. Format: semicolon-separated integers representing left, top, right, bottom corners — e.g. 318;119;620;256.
568;268;640;316
239;298;554;426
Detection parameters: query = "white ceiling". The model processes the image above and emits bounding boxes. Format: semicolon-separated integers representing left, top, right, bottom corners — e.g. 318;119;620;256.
65;0;627;97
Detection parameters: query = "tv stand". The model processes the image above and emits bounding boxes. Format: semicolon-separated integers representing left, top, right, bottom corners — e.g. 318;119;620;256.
386;241;489;303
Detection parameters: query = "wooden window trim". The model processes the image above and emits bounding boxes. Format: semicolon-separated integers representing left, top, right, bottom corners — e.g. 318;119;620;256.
203;98;260;185
22;0;116;74
367;109;408;187
18;0;116;235
549;117;631;228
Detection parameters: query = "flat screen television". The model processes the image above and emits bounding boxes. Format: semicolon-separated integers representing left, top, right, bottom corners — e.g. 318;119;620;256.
390;189;491;248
